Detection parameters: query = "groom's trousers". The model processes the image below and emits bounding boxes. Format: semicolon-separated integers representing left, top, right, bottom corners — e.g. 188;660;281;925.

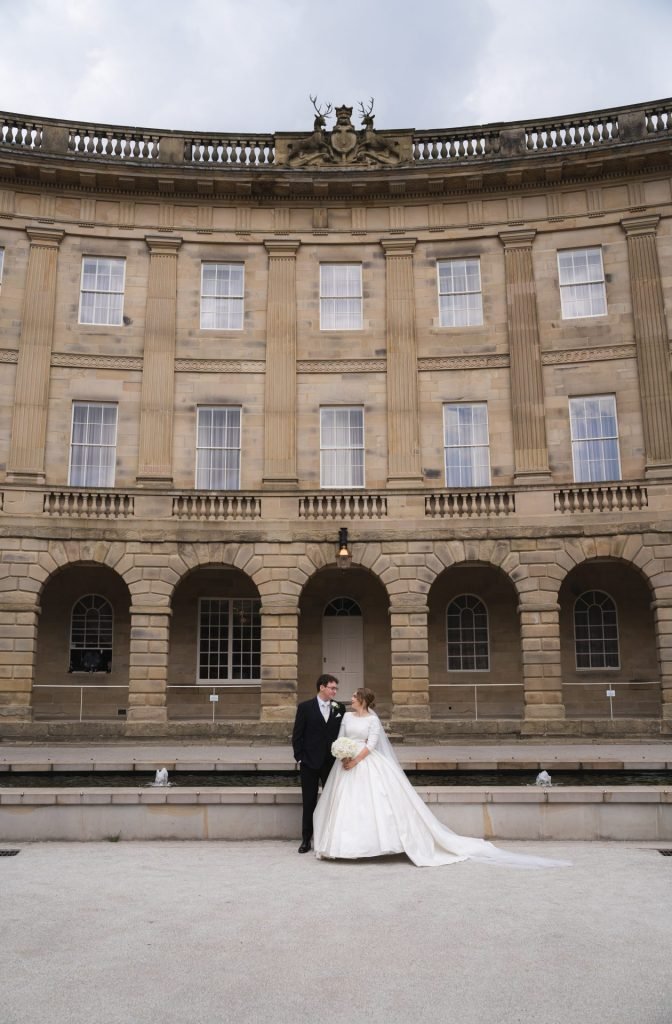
300;760;333;842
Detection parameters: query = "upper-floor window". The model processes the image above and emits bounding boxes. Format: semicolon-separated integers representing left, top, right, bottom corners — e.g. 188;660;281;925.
69;402;118;488
437;258;483;327
69;595;113;673
200;262;244;330
557;247;607;319
320;264;363;330
320;406;364;488
443;403;490;487
574;591;619;670
79;257;125;325
569;395;620;483
196;407;241;490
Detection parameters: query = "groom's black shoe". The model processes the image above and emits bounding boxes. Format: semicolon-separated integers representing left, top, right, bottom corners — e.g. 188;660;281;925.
298;840;311;854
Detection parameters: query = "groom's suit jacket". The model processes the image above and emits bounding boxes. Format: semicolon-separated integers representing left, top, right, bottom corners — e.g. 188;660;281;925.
292;697;345;771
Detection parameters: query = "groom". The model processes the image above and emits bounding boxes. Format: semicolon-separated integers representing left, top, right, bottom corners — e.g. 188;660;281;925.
292;673;345;853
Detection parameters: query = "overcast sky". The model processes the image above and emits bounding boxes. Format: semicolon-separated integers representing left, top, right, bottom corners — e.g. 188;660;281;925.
0;0;669;134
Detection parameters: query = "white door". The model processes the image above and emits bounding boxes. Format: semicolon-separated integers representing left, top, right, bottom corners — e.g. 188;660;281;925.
322;615;364;694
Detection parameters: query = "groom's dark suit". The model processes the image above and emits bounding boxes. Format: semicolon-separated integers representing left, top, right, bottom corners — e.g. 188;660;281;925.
292;696;345;844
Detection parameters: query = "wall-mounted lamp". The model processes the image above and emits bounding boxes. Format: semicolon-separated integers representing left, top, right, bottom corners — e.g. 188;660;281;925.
336;527;352;569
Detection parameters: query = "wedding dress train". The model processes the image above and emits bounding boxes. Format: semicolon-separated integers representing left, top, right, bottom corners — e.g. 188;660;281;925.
312;712;569;869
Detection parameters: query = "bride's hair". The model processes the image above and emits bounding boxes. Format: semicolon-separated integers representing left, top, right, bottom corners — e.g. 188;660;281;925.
354;687;376;709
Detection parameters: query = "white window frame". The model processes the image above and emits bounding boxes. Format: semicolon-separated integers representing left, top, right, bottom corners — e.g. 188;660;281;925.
195;406;241;490
443;403;491;487
68;402;118;488
557;247;607;319
574;590;620;671
446;594;490;672
78;256;125;326
320;406;365;489
319;263;363;331
200;262;244;330
437;258;483;328
569;395;621;483
197;597;261;683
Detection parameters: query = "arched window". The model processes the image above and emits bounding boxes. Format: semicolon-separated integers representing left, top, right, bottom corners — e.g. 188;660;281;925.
446;595;489;671
574;590;619;669
69;595;113;673
324;598;362;617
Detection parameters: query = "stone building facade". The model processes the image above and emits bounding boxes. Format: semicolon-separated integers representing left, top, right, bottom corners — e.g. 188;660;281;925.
1;98;672;738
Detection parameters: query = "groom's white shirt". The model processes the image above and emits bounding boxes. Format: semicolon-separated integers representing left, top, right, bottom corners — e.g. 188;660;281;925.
317;697;331;722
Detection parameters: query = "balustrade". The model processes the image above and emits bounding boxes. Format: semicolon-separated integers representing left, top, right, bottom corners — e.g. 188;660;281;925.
299;494;387;519
524;115;618;151
411;130;499;161
645;104;672;134
425;491;515;517
67;126;159;159
43;490;135;517
0;116;42;148
171;494;261;519
186;136;275;165
553;484;648;513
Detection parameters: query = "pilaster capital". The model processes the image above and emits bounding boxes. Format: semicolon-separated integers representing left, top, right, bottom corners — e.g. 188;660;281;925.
25;226;65;248
145;235;183;255
264;239;301;258
499;228;537;249
380;238;417;258
621;214;660;238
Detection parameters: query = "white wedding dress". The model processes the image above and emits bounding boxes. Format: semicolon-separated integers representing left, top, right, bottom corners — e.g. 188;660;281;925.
313;712;569;869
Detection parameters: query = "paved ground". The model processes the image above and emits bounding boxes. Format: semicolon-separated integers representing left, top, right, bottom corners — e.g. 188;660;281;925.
3;839;671;1024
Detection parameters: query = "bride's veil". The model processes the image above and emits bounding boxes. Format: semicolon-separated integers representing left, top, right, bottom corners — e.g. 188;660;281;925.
370;711;401;767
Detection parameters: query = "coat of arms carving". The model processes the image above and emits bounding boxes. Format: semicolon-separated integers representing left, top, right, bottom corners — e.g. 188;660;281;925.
279;97;404;168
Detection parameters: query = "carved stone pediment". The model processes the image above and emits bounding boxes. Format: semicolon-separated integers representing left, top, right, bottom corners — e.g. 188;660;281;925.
275;100;410;168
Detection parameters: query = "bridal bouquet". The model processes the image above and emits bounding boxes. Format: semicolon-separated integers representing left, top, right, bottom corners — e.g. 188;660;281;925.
331;737;359;760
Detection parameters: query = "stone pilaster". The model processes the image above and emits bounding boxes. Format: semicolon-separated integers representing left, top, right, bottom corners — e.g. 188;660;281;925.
263;240;300;486
381;239;423;486
259;598;299;721
621;216;672;477
518;600;565;722
499;230;550;483
127;604;170;723
7;227;64;483
0;598;40;721
651;599;672;721
136;236;182;485
389;594;430;720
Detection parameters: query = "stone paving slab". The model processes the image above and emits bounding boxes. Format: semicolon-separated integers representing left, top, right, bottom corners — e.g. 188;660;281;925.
2;839;671;1024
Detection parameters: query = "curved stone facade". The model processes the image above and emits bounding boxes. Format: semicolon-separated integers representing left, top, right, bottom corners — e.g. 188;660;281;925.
1;99;672;737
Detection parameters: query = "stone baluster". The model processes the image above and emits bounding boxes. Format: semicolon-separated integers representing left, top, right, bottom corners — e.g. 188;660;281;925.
621;216;672;476
263;240;300;486
7;227;65;482
136;236;182;485
518;599;565;725
260;598;299;721
0;598;41;722
389;594;430;720
499;230;551;483
127;604;171;723
651;598;672;721
381;239;423;486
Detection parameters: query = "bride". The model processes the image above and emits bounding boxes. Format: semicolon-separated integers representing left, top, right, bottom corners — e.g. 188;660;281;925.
313;688;569;868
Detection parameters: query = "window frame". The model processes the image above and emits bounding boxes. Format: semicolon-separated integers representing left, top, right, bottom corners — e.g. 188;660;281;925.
78;256;126;326
443;402;491;488
574;590;620;671
196;597;261;684
557;246;607;320
569;394;621;483
199;261;245;331
195;406;242;491
446;594;490;672
437;258;484;328
69;594;113;674
68;401;118;489
319;263;363;331
319;406;365;489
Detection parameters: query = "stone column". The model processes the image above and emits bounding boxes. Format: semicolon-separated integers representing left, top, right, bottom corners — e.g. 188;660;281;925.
126;604;170;723
7;227;64;482
621;216;672;477
499;230;550;483
136;236;182;485
651;599;672;721
0;598;40;722
389;594;430;720
381;239;423;486
518;599;565;725
263;240;300;486
259;598;299;722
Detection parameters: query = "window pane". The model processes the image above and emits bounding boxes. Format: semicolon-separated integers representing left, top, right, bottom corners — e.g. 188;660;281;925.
79;258;125;325
558;248;606;319
444;404;491;487
570;396;620;482
320;407;364;487
320;265;363;330
196;407;241;489
438;259;483;328
69;403;117;487
200;264;245;329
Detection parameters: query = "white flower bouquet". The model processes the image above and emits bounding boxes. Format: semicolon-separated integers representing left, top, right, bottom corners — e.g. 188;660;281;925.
331;737;359;760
